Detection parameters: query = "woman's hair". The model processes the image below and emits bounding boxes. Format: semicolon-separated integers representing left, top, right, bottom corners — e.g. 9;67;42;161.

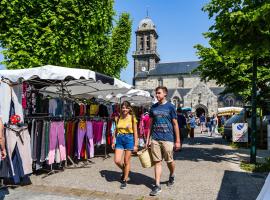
121;101;133;115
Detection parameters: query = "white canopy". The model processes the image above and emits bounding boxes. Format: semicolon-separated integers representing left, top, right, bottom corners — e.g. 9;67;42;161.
0;66;152;106
218;107;243;116
0;65;95;82
0;65;134;100
0;65;131;89
105;89;153;106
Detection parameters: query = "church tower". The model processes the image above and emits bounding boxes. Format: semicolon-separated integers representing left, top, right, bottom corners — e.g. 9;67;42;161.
133;17;160;80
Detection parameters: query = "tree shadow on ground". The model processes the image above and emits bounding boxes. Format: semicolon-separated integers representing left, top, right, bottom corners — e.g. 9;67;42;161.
175;135;239;164
217;170;267;200
100;170;155;189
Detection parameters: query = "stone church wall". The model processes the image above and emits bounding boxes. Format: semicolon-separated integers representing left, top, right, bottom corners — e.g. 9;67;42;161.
135;78;157;89
183;77;200;88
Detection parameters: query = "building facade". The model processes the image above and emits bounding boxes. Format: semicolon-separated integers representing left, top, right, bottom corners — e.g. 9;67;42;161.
133;17;243;116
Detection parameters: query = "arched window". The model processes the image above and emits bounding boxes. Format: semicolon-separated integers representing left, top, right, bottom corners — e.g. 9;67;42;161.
230;99;234;106
158;78;163;87
225;96;234;106
146;36;150;50
140;37;144;50
172;96;181;108
178;77;184;87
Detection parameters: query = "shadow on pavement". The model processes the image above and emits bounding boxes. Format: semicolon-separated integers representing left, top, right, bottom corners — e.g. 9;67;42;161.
100;170;155;189
217;170;267;200
175;136;239;164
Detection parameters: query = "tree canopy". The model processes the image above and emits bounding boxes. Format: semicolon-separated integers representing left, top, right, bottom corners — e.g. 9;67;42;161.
0;0;132;78
195;0;270;105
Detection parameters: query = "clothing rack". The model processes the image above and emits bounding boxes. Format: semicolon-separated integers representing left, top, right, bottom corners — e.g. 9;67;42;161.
25;115;112;172
24;80;115;175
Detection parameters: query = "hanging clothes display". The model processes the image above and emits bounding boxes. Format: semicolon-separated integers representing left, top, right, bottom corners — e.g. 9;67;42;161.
0;80;24;124
0;65;153;183
5;125;32;178
76;120;94;159
48;121;66;165
66;121;76;158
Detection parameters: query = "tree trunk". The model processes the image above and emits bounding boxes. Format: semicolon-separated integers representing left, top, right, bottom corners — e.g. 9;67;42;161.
259;108;263;148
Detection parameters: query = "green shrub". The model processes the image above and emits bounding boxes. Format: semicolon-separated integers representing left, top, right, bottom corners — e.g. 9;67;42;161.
240;158;270;172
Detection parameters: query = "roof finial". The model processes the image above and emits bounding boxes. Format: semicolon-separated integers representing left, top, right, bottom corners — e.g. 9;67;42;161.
146;6;150;18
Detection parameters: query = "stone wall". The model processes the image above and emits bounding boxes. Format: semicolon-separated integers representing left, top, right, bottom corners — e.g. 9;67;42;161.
184;82;218;116
135;78;157;90
135;75;228;115
135;75;220;90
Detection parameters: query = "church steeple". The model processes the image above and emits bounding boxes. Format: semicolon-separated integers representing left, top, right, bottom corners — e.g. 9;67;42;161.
132;16;160;79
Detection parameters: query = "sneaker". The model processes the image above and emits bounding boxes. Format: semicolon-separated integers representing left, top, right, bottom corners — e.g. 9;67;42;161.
120;173;124;181
120;180;127;189
167;175;175;187
150;185;162;196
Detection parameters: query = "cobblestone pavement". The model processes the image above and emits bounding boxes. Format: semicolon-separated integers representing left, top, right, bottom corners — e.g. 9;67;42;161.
1;131;268;200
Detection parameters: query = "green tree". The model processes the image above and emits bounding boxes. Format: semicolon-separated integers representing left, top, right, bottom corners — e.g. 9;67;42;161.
0;0;132;78
195;0;270;103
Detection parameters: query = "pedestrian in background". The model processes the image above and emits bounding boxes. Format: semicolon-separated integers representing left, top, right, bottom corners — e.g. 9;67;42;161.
177;108;187;146
200;113;206;134
146;86;181;196
211;114;218;136
221;116;226;126
189;113;196;138
206;116;212;136
112;101;138;189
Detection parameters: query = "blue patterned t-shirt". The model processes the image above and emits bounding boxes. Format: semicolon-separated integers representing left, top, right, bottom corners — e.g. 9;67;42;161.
150;102;177;142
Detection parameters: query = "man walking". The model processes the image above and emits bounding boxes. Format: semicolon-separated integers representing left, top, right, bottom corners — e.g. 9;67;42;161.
188;113;196;138
146;86;181;196
177;108;186;146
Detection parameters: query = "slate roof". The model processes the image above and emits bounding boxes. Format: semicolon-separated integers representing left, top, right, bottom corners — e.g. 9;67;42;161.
135;61;200;78
145;88;191;99
177;88;191;98
209;87;225;96
152;61;200;75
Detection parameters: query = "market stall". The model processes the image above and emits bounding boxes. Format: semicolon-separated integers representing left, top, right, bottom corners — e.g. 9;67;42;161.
218;107;243;116
0;65;142;183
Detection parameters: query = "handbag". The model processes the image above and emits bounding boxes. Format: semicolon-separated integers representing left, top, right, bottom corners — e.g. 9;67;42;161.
137;148;154;168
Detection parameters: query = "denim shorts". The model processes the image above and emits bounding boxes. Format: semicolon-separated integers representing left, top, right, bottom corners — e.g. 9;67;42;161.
115;133;134;151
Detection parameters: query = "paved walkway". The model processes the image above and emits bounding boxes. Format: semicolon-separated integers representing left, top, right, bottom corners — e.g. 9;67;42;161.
1;131;268;200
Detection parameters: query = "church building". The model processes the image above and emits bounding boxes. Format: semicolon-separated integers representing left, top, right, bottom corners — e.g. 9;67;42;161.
133;17;243;116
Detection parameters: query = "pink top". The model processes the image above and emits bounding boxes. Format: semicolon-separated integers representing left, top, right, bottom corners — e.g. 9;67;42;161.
140;114;151;137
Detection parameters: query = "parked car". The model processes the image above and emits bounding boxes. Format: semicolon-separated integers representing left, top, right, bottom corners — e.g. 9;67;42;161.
223;111;244;140
223;109;270;145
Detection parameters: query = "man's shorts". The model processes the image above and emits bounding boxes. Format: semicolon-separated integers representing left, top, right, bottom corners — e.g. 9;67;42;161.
151;139;174;163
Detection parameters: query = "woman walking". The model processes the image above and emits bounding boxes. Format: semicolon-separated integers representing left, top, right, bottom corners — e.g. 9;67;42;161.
112;101;138;189
211;114;218;136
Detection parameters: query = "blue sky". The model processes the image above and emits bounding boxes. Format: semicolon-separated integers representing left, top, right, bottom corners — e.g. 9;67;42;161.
0;0;213;84
0;54;3;70
115;0;212;84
